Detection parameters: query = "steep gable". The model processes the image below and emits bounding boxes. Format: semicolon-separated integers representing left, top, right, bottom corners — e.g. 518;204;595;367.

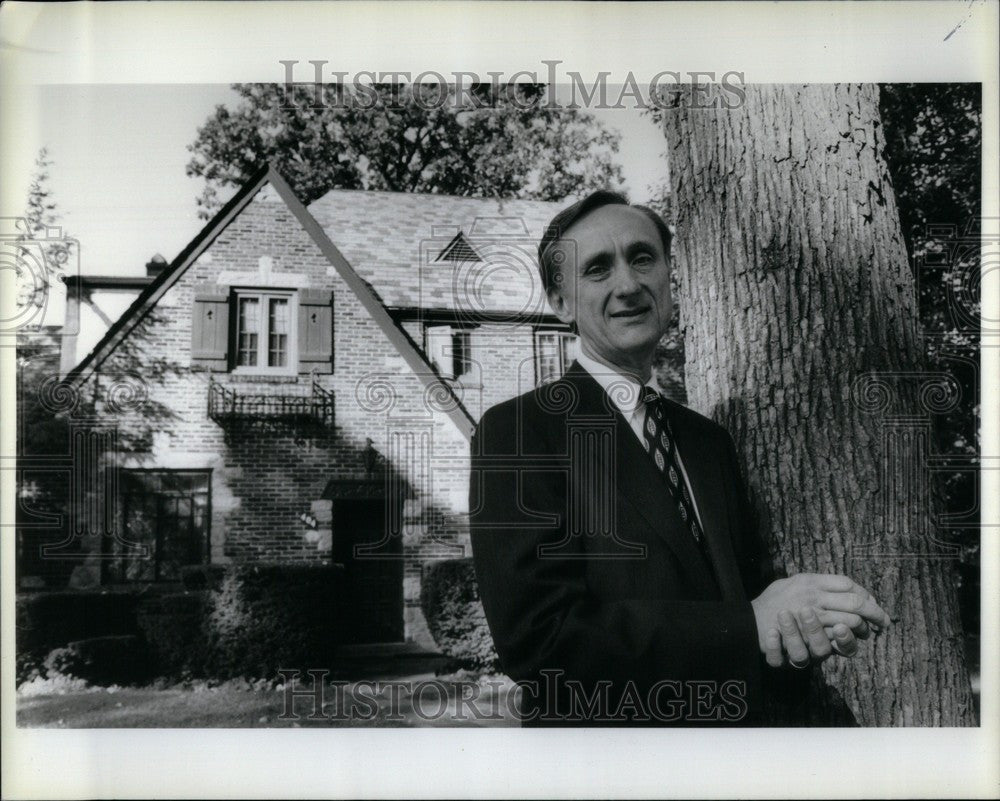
66;165;476;440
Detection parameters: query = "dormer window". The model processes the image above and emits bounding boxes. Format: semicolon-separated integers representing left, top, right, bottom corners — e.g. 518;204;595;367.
435;232;481;263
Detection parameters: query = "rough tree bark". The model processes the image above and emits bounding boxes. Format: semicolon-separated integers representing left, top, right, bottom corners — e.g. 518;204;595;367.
662;84;976;725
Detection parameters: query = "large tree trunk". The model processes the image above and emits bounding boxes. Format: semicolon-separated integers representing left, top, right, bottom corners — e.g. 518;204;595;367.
663;84;976;726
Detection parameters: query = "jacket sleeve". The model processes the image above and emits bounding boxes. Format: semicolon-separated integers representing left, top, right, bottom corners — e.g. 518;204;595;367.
722;429;772;599
721;428;816;721
469;403;762;700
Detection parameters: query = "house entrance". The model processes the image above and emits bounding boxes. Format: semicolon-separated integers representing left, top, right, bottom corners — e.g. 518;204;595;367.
332;498;404;644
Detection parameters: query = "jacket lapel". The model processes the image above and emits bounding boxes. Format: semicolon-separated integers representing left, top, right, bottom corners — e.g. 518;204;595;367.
562;364;719;593
661;399;746;602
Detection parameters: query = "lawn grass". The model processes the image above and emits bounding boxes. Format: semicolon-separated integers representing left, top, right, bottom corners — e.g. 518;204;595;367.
16;672;520;728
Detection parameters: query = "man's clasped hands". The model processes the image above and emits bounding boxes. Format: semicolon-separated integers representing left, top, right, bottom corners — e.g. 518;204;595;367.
751;573;890;669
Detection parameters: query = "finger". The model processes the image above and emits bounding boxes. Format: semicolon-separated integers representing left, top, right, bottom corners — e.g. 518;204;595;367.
816;575;883;609
831;623;859;657
764;627;784;668
815;574;855;592
796;606;833;661
778;610;810;667
816;591;890;630
815;610;870;639
841;580;890;630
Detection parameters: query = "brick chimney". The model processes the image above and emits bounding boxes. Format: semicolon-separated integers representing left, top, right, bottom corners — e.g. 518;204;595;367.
145;253;168;277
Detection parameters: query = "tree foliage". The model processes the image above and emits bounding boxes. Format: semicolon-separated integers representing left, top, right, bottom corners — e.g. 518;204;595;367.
878;83;981;636
186;83;624;216
18;148;73;313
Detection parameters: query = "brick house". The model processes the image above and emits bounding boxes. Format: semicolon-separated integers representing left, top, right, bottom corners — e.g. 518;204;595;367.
52;164;579;647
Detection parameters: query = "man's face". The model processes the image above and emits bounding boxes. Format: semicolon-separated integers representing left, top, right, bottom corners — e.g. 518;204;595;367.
546;205;673;375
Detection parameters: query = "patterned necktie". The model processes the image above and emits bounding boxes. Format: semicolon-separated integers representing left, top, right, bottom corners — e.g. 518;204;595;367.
640;386;707;548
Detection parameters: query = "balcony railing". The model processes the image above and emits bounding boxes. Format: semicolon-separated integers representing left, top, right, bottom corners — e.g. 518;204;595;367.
208;377;335;438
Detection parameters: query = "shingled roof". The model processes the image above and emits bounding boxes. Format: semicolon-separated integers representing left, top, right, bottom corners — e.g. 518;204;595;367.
307;190;560;315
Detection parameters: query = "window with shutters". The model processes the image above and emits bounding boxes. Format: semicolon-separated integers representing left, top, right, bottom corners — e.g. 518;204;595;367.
231;289;296;374
191;284;334;375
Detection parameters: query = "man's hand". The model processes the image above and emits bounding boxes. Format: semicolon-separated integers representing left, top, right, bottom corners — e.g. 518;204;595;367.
752;573;889;663
762;608;860;668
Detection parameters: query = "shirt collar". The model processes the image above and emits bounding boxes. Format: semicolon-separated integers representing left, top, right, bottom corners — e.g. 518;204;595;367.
574;350;665;418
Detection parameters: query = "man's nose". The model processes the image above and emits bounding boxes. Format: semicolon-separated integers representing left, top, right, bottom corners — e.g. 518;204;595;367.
611;262;642;296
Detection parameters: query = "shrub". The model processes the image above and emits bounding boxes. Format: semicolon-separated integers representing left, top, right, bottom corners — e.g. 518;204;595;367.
203;563;343;680
179;564;226;592
420;558;499;672
42;647;80;679
136;592;212;677
42;635;150;686
19;565;344;684
16;591;143;684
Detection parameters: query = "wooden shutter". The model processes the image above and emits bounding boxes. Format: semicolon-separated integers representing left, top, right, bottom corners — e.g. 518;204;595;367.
191;284;230;371
298;288;333;373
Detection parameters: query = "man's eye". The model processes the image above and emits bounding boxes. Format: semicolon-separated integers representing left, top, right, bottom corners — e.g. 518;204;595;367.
584;263;609;277
633;253;654;267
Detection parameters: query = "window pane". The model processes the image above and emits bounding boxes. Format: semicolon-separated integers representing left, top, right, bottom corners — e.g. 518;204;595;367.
117;494;156;582
237;297;260;366
537;333;559;384
114;471;210;583
561;334;579;370
268;298;289;367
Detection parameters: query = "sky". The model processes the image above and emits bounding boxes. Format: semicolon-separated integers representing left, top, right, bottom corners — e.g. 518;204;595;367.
24;83;669;285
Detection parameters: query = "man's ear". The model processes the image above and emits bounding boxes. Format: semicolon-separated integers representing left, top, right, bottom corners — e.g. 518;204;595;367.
546;284;575;326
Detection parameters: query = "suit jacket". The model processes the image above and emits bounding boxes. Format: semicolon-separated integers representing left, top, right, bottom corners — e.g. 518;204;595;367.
469;361;777;726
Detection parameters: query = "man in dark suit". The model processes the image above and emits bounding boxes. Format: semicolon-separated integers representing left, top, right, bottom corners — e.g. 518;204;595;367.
469;191;889;726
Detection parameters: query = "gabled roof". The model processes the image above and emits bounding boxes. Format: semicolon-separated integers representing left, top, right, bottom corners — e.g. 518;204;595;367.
307;189;560;316
64;164;496;441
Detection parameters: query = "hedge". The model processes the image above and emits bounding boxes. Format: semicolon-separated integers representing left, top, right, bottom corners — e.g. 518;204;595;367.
16;590;143;684
135;564;345;680
420;558;499;672
136;591;212;677
44;635;150;686
18;564;345;685
202;563;344;679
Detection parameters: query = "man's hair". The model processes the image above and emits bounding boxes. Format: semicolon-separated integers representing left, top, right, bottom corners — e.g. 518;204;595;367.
536;190;673;292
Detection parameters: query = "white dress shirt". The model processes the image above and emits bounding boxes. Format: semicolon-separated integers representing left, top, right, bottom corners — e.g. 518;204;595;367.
575;351;706;530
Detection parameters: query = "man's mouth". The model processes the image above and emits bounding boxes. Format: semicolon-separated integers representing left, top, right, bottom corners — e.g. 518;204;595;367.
610;305;651;320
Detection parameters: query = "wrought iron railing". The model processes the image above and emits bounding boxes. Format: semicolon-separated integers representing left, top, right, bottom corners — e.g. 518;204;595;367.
208;376;335;435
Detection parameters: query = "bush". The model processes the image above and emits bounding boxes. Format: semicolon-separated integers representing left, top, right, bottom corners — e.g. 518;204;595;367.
136;592;212;678
43;635;150;686
42;647;79;679
16;591;143;684
179;564;226;592
18;565;344;684
204;563;343;680
420;558;499;672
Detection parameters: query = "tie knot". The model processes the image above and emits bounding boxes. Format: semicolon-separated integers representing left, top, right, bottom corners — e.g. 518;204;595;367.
641;386;660;406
